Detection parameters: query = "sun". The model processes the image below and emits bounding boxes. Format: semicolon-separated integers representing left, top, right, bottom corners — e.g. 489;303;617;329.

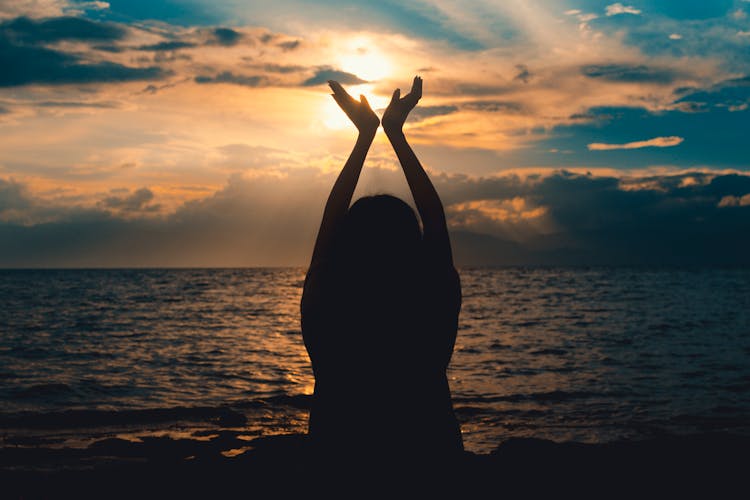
337;38;392;82
321;37;394;130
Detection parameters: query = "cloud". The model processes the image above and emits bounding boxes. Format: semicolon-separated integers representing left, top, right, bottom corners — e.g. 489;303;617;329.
302;68;367;87
0;42;167;86
257;63;307;74
99;187;160;213
194;71;266;87
581;64;682;84
210;27;241;46
605;3;642;16
137;40;196;51
0;0;68;19
674;75;750;111
0;16;167;87
0;178;32;215
3;170;750;267
277;39;300;51
513;64;532;84
461;101;523;113
588;136;684;150
405;105;458;122
193;66;368;89
0;15;124;43
34;100;118;109
718;194;750;207
0;41;168;86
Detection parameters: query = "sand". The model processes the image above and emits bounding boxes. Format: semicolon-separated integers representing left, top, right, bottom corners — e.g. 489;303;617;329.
2;431;747;498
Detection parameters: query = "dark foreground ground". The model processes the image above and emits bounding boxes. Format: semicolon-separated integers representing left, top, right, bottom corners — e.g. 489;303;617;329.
2;431;748;498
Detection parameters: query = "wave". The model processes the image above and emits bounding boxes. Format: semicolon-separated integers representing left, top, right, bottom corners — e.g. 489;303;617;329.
454;390;626;405
0;395;312;430
10;383;77;399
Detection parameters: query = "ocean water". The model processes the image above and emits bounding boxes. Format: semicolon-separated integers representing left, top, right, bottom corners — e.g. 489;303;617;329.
1;268;749;454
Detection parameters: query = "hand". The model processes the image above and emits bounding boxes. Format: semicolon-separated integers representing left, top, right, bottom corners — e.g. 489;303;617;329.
328;80;379;135
382;76;422;134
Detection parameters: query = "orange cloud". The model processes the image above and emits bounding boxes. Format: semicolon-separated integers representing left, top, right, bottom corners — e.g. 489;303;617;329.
588;136;684;151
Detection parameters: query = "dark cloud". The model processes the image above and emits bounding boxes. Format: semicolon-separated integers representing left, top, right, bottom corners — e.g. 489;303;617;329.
137;40;196;51
35;101;117;109
138;80;183;95
669;102;709;113
2;170;750;267
581;64;682;84
302;68;367;86
0;16;125;44
674;75;750;111
259;63;307;74
211;27;242;46
100;188;160;212
277;39;300;51
462;101;523;113
0;28;167;87
194;72;266;87
0;179;32;213
569;112;609;121
406;105;458;122
513;64;531;84
451;82;512;96
394;101;523;123
193;66;367;88
437;170;750;266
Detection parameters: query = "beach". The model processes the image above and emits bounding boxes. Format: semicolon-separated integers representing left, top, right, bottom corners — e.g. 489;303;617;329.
3;429;747;497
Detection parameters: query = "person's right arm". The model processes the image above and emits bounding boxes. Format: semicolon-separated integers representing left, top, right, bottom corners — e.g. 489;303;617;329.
308;81;379;269
382;76;454;266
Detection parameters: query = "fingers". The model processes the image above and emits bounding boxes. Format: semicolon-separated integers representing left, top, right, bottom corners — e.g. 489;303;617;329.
390;88;401;105
329;81;357;111
328;80;351;99
360;94;371;109
404;76;422;105
412;76;423;100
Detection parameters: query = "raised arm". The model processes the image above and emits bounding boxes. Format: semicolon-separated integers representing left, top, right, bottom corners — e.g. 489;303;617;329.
382;76;453;265
309;81;379;268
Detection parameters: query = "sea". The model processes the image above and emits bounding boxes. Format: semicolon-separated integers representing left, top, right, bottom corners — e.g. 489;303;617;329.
1;267;749;454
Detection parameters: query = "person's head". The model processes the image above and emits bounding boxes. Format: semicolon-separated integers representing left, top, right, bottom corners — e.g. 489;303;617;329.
336;195;421;270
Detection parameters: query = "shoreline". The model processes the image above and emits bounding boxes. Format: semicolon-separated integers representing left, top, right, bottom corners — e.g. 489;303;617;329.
3;431;748;497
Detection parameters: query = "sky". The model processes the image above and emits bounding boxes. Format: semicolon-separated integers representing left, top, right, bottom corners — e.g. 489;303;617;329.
1;0;749;266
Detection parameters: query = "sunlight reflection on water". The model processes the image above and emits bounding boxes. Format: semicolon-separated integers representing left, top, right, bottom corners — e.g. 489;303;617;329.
1;267;750;453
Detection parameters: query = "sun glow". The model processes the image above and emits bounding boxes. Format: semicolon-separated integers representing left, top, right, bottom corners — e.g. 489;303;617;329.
321;37;394;130
321;84;391;130
338;42;392;82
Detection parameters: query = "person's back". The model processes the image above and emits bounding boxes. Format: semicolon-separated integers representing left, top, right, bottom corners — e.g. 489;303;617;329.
301;78;463;463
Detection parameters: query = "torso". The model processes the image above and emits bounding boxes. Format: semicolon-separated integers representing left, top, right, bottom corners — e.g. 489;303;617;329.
300;259;463;456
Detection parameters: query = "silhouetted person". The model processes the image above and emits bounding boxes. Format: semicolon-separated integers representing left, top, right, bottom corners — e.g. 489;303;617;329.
301;77;463;466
